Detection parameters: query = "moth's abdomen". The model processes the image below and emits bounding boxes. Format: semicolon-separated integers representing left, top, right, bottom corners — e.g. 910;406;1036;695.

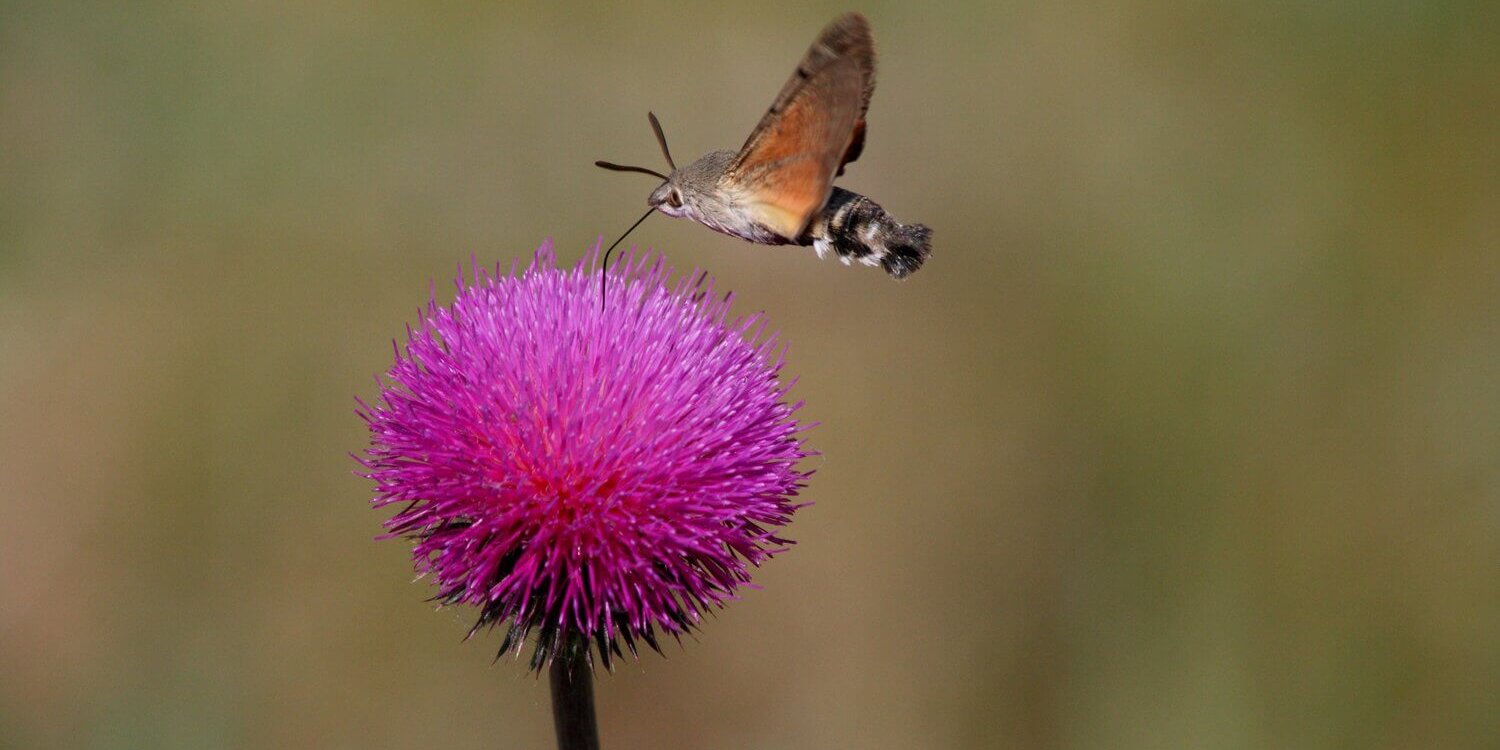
804;188;932;279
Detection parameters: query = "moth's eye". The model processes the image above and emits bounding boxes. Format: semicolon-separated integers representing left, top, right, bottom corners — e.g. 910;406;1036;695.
666;190;683;209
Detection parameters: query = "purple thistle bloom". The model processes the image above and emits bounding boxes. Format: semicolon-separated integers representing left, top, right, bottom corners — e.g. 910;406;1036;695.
358;242;811;669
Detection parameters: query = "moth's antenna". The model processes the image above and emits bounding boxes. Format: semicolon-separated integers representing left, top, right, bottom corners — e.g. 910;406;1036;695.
600;207;656;310
593;113;675;178
594;160;668;180
648;112;676;171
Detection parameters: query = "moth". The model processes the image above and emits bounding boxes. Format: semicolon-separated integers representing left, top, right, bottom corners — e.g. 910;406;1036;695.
596;12;931;294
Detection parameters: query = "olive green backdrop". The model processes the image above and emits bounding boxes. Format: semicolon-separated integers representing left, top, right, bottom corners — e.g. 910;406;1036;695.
2;2;1496;748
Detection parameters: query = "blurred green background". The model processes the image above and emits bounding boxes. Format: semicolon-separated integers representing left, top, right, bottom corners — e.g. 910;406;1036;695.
2;2;1496;748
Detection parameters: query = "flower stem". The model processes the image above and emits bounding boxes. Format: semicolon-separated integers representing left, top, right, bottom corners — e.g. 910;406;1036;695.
549;643;600;750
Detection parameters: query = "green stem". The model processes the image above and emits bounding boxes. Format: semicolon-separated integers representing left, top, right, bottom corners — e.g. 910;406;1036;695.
548;643;600;750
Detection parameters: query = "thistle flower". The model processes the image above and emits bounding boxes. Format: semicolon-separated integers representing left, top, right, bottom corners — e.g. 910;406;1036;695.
358;242;810;670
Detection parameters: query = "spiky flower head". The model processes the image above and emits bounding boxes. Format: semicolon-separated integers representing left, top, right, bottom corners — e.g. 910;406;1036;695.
358;243;810;669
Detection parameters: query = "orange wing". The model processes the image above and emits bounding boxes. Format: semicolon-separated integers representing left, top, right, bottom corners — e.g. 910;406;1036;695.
727;13;876;239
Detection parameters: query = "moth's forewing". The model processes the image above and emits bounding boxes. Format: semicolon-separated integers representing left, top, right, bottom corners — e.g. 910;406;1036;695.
726;13;876;239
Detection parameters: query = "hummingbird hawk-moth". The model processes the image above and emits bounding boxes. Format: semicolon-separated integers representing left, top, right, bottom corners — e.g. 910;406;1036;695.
596;12;932;295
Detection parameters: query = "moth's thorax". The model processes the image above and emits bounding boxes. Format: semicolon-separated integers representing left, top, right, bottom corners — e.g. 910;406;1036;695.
651;150;795;246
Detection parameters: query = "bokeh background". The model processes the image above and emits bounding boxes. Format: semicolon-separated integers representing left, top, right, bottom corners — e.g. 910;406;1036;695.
2;2;1496;748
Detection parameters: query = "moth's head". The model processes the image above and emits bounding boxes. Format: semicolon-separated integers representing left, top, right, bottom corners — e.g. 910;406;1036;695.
598;111;705;217
647;179;687;217
652;150;742;218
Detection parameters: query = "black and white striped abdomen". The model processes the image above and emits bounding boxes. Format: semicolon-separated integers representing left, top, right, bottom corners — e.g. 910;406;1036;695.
802;188;932;279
